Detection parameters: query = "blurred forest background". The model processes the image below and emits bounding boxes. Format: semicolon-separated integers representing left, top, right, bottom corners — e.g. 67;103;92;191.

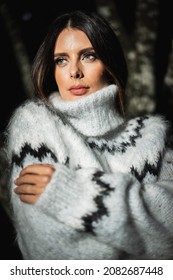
0;0;172;259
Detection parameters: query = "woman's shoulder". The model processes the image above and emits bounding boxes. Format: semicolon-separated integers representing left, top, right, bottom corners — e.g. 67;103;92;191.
126;113;170;137
4;98;66;158
7;97;63;129
11;97;52;117
121;113;171;154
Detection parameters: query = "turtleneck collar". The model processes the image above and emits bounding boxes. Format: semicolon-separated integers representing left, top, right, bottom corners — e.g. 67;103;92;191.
49;84;124;137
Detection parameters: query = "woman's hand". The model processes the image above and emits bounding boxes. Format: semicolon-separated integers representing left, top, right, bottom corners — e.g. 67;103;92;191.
14;164;55;204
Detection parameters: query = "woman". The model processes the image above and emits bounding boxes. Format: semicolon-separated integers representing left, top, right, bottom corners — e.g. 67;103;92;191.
4;10;173;259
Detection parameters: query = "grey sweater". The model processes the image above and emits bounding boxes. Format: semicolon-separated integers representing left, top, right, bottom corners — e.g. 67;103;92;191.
5;85;173;259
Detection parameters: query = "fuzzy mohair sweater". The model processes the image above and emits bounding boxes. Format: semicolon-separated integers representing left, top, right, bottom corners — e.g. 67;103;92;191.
4;84;173;260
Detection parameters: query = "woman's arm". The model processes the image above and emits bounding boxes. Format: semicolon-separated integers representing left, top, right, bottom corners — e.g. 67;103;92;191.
35;156;173;259
12;148;173;259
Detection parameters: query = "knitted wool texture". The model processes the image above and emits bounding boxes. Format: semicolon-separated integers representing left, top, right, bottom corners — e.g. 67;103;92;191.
5;85;173;259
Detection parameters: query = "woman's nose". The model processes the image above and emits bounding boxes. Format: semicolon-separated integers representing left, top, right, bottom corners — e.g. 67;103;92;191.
70;62;83;79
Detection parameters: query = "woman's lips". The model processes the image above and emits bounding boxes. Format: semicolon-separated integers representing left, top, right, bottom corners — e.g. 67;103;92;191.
69;86;89;95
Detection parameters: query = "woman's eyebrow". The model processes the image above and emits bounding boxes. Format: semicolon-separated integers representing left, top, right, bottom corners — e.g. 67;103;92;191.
54;52;67;58
54;47;95;58
79;47;95;54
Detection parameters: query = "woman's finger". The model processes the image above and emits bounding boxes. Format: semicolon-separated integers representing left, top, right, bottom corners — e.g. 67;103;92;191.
14;185;45;195
19;164;55;177
14;174;51;186
19;194;42;204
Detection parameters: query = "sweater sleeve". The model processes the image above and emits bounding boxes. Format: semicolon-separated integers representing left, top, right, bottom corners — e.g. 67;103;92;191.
33;151;173;260
9;151;173;259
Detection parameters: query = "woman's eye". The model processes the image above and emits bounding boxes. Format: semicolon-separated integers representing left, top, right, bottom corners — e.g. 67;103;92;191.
54;57;66;65
82;53;97;61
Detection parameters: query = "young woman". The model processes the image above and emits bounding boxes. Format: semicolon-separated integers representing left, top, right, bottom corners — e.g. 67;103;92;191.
4;10;173;260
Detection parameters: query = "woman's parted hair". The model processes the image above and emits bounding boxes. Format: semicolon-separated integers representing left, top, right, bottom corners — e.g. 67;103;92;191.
31;10;128;114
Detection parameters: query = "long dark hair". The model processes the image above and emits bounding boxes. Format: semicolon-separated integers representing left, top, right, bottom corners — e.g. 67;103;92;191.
31;10;128;115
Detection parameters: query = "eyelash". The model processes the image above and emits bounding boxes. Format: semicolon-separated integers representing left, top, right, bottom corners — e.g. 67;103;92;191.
54;52;98;65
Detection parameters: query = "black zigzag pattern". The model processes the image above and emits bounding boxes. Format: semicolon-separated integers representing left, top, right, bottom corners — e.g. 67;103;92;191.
88;115;149;154
130;152;162;182
12;143;58;167
82;170;114;235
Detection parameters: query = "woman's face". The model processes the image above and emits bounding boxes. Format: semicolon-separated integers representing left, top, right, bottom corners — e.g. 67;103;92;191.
53;28;109;100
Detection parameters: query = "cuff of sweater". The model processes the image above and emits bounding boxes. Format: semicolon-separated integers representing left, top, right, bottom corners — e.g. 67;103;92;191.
35;163;101;229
